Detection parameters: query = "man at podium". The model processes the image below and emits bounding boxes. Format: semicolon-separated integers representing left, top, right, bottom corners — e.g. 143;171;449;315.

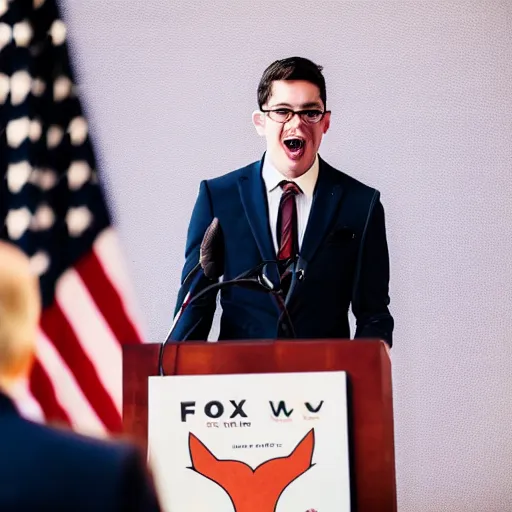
172;56;394;347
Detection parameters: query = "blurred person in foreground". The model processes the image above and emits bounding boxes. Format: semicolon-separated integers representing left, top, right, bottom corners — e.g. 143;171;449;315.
0;241;161;512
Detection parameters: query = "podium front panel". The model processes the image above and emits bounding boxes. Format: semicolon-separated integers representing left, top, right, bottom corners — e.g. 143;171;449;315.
148;371;351;512
123;339;396;511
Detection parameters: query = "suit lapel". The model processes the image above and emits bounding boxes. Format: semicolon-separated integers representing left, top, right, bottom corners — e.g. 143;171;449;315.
237;155;344;284
300;156;344;266
238;157;276;262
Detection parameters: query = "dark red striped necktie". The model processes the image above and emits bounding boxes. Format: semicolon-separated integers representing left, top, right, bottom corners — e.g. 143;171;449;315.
277;181;302;262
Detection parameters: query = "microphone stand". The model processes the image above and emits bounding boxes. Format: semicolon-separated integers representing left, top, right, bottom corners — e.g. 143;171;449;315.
158;273;296;376
277;255;306;330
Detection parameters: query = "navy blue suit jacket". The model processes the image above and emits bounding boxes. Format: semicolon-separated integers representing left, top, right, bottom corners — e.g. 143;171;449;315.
0;392;161;512
172;154;394;346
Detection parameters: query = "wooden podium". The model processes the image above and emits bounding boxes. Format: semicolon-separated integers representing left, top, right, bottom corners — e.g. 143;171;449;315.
122;338;396;511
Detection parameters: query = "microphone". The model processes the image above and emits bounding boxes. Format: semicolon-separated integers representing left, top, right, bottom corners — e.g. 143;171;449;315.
168;218;224;333
159;218;224;375
199;217;224;279
179;217;224;287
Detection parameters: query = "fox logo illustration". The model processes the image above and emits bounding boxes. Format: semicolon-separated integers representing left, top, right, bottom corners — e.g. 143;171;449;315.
187;429;316;512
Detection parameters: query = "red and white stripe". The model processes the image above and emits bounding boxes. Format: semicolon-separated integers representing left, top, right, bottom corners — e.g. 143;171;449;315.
16;228;145;437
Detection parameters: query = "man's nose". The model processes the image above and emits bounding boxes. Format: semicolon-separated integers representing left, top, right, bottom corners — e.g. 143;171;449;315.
286;112;303;128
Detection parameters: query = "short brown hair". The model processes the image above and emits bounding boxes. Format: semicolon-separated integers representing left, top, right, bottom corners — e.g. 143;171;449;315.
257;56;327;109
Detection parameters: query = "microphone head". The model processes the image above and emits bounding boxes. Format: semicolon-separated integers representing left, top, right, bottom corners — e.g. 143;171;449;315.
200;217;224;279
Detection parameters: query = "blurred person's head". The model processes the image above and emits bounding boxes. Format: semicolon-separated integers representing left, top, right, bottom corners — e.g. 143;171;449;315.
0;242;40;394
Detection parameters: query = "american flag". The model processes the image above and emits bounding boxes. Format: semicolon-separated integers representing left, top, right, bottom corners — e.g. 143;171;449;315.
0;0;144;435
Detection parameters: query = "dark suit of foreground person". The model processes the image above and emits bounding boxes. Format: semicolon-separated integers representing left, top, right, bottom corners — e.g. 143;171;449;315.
172;57;394;346
0;392;160;512
0;241;161;512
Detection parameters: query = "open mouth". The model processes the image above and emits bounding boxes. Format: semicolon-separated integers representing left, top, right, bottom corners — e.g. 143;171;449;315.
283;138;304;151
283;137;305;158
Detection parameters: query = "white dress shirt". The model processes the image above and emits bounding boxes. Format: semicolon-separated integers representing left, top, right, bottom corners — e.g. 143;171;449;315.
261;154;319;254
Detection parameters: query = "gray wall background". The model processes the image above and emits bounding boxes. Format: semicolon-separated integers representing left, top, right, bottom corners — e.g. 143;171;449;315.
60;1;512;510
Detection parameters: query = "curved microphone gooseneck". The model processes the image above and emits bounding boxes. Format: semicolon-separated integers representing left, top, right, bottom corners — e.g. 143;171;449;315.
159;278;266;376
158;217;224;376
276;255;307;328
158;216;298;376
158;269;296;376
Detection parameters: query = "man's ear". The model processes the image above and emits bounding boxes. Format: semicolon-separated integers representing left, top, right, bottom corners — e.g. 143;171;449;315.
252;110;266;136
322;111;331;134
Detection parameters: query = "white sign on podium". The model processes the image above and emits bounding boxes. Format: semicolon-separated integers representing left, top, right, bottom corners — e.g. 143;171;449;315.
148;371;351;512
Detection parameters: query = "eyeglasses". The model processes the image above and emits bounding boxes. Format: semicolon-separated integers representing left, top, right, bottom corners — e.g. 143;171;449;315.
261;108;330;124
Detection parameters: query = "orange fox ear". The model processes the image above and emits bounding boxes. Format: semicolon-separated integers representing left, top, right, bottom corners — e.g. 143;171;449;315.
288;428;315;468
188;432;219;472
